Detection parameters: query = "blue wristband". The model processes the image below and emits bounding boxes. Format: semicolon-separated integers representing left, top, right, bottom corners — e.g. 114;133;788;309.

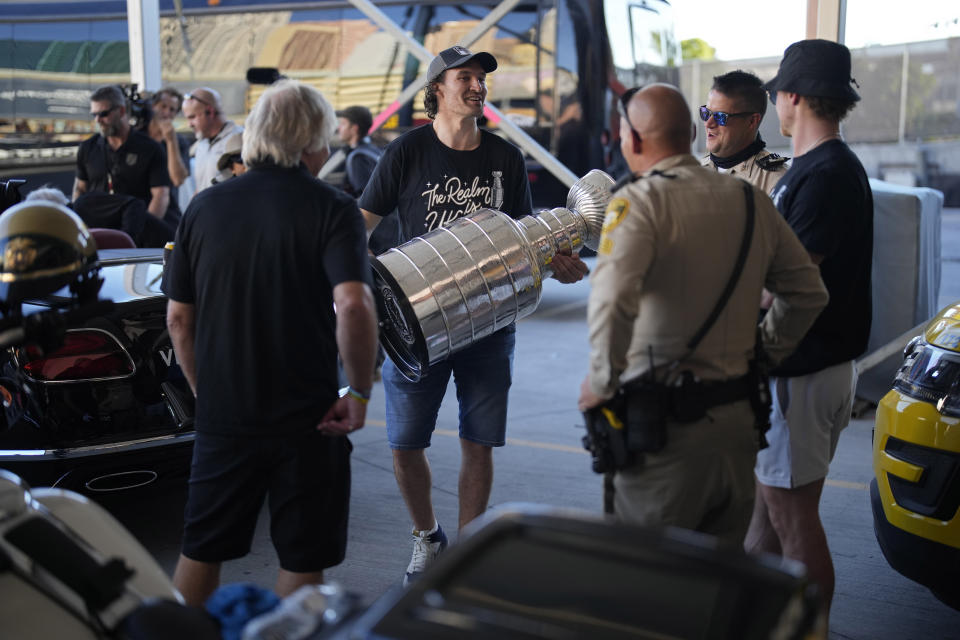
346;386;370;404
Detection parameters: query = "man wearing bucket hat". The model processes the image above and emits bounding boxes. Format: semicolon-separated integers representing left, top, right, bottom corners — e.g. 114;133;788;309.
746;39;873;623
359;46;589;586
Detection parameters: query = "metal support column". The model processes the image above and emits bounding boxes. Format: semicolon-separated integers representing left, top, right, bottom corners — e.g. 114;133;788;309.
338;0;578;188
126;0;162;92
806;0;847;42
898;45;910;144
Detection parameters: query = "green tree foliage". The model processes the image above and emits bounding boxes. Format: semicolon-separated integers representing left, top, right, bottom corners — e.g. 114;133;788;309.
681;38;715;61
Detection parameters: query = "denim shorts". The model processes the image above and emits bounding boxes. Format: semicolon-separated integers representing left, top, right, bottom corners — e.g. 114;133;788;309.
383;324;516;449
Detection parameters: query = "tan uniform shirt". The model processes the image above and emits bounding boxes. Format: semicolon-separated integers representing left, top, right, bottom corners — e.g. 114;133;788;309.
700;148;789;195
587;154;828;398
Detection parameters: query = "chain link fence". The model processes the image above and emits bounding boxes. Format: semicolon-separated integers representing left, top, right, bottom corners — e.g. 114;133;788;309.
680;37;960;204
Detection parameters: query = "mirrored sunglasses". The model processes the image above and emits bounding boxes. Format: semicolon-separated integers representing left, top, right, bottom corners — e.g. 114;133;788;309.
699;106;754;126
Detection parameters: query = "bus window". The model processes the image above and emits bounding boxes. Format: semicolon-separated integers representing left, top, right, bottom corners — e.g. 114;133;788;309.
605;0;679;87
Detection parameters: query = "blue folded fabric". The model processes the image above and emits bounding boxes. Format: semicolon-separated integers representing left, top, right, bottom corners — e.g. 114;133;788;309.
205;583;281;640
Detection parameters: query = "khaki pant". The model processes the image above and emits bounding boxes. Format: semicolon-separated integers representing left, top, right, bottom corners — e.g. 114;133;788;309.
613;399;758;547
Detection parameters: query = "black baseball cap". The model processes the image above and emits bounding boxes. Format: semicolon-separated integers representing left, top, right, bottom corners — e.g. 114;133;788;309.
336;105;374;136
426;46;497;83
764;39;860;102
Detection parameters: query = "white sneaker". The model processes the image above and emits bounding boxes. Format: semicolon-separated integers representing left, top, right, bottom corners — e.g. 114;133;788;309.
403;523;448;586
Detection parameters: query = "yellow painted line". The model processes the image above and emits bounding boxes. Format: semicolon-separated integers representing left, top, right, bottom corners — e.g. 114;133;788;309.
505;437;588;454
364;419;871;489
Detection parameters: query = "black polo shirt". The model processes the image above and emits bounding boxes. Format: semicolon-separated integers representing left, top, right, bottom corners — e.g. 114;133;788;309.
162;163;372;436
76;129;171;203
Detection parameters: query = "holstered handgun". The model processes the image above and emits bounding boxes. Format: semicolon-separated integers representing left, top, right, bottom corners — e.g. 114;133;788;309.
582;395;632;474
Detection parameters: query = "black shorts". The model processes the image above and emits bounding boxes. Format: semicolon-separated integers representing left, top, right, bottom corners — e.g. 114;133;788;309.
181;429;352;572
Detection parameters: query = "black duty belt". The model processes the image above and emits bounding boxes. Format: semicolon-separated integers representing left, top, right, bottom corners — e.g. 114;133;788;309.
692;374;754;409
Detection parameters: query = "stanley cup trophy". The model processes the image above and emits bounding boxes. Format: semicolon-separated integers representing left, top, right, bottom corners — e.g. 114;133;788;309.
371;169;615;381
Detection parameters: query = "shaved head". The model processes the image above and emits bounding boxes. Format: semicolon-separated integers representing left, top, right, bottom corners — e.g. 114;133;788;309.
185;87;222;114
627;84;693;153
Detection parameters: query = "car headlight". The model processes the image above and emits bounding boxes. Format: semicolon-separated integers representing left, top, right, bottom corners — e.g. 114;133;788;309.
893;340;960;417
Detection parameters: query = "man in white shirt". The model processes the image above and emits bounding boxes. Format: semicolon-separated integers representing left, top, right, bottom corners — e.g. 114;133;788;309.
183;87;243;191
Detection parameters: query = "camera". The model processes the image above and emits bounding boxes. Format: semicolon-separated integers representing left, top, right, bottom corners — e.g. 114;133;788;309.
121;84;151;132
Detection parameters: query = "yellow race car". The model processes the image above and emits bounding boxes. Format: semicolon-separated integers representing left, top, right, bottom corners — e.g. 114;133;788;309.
872;301;960;609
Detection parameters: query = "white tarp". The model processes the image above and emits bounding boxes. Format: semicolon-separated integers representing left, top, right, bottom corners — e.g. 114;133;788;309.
857;178;944;403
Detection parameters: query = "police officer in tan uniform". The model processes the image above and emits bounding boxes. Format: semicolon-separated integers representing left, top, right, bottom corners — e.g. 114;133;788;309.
577;84;827;546
700;70;788;194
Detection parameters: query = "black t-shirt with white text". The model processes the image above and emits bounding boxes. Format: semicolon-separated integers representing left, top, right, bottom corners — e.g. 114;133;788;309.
359;124;533;245
769;139;874;376
162;163;371;435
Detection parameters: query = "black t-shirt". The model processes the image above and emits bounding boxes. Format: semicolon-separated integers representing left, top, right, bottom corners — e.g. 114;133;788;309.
769;139;874;376
162;163;372;435
359;124;533;245
76;130;171;203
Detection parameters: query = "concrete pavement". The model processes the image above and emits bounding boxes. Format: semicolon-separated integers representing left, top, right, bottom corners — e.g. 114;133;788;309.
101;246;960;639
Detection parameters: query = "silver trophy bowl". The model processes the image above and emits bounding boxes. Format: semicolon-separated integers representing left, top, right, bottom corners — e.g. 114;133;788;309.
372;169;614;381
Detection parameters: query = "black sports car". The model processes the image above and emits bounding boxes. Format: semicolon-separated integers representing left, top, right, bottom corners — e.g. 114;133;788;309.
0;248;195;494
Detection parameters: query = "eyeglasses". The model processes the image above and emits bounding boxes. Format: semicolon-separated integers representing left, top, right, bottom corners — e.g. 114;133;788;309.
618;87;642;139
184;93;213;108
699;106;754;126
617;87;640;120
90;105;119;119
768;91;777;106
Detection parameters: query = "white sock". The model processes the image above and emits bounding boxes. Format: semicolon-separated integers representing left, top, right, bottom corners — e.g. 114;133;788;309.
414;521;439;536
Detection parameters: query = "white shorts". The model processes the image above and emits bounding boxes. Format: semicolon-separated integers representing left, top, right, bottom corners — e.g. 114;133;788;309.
754;360;857;489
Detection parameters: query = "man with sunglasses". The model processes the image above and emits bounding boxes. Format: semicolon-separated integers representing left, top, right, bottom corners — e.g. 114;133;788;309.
578;83;827;547
699;70;788;194
183;87;243;192
74;85;173;225
745;40;872;626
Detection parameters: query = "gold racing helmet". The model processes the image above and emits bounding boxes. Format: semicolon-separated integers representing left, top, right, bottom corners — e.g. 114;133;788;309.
0;201;100;307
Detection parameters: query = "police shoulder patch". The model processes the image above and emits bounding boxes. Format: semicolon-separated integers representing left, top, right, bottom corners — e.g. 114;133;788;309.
599;198;629;255
602;198;629;234
756;152;789;171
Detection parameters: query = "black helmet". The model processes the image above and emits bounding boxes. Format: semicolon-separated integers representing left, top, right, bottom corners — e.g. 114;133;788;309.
0;201;100;307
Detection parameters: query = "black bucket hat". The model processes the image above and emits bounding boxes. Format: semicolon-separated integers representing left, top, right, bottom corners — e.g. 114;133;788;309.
764;39;860;102
426;46;497;83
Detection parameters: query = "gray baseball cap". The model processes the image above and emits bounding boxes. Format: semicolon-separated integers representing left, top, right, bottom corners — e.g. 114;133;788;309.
426;46;497;82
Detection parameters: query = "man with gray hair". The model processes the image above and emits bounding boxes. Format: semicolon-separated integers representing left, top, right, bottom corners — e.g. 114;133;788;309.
163;79;378;606
182;87;243;191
